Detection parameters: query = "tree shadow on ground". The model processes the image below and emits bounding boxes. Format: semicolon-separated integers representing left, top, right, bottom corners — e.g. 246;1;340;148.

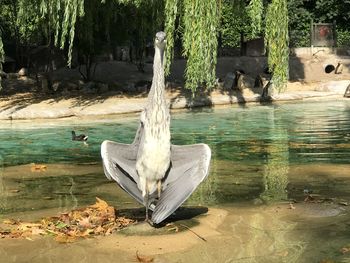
167;83;213;111
167;81;262;111
0;76;153;116
0;90;110;115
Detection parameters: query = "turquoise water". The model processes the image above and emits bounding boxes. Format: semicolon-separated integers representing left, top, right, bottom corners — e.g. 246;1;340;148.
1;100;349;166
0;100;349;214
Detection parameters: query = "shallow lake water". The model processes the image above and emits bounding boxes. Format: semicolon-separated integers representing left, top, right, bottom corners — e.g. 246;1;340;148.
0;99;350;262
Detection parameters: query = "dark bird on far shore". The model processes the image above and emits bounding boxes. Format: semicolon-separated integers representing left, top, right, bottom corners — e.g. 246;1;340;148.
71;131;88;141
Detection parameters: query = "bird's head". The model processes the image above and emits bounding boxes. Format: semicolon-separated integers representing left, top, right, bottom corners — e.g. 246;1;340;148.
155;31;166;49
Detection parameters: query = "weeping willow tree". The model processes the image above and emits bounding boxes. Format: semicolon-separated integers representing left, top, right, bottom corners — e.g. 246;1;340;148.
0;33;4;90
182;0;219;91
0;0;289;94
164;0;219;92
39;0;85;67
265;0;289;92
164;0;178;75
246;0;263;38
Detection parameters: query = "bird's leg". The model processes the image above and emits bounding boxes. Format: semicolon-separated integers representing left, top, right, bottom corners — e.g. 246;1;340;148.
157;179;161;199
145;179;149;222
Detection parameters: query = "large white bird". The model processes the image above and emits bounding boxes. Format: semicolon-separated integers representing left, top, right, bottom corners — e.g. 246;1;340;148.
101;31;211;225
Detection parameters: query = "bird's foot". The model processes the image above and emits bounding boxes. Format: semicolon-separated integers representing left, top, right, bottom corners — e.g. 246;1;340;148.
144;218;154;227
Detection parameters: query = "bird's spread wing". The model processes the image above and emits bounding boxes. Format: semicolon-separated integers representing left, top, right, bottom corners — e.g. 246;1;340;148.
132;122;144;146
151;144;211;224
101;140;143;204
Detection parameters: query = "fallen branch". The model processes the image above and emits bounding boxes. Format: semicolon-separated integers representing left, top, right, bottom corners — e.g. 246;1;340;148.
180;223;207;242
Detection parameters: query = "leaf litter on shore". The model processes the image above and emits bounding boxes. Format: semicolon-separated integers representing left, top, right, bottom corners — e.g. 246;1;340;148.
0;197;136;243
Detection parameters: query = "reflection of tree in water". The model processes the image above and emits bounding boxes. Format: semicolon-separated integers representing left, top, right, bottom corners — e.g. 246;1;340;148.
260;111;289;202
175;129;218;206
189;142;218;206
57;176;78;212
0;165;95;214
0;155;6;213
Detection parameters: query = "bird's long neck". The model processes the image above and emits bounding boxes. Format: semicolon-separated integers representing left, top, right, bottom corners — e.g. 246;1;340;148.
147;45;165;107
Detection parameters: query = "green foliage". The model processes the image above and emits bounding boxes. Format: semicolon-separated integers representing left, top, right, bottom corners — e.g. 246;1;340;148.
265;0;289;92
0;0;43;57
246;0;263;38
182;0;219;91
220;0;250;48
337;29;350;47
16;1;42;44
0;0;85;67
287;0;312;47
314;0;350;28
164;0;179;75
311;0;350;47
114;0;144;6
0;0;310;96
57;0;85;66
0;33;4;90
288;0;350;47
35;0;85;67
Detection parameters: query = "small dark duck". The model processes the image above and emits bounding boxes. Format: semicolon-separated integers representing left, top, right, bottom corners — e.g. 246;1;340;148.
71;131;88;142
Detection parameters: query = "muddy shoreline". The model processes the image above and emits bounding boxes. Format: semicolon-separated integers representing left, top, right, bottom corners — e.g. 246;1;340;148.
0;82;348;121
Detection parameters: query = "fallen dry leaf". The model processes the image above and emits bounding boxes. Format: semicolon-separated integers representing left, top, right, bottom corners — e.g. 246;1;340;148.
94;225;105;234
341;247;350;254
0;197;136;242
54;234;77;243
289;203;296;210
3;219;18;225
31;227;46;235
136;251;154;263
30;164;47;172
17;222;42;231
80;228;94;237
77;217;92;228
